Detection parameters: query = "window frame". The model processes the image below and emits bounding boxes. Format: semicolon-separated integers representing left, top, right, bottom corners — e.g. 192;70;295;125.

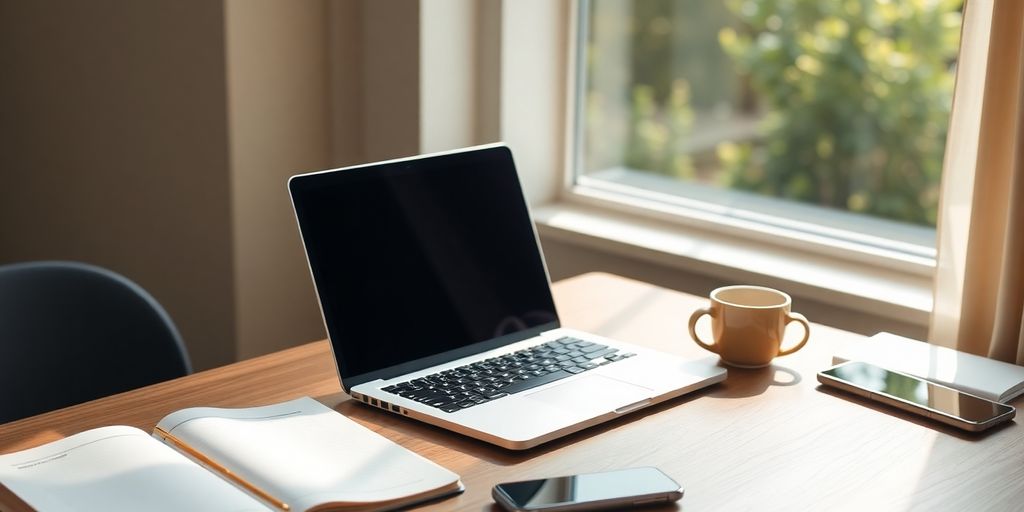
559;0;948;278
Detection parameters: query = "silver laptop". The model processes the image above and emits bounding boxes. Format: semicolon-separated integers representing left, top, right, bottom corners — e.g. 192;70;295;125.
288;143;726;450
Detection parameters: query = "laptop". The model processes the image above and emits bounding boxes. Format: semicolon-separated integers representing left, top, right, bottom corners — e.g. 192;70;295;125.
288;143;726;450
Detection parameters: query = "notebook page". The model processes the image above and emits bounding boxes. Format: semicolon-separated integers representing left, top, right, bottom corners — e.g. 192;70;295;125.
155;397;460;512
0;426;271;512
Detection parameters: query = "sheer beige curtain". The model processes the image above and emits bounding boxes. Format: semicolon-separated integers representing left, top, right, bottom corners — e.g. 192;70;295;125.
930;0;1024;364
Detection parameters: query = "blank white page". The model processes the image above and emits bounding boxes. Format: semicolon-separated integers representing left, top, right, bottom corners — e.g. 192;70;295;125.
155;397;460;512
0;426;271;512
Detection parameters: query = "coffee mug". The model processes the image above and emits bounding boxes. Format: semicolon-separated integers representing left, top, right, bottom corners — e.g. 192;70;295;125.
688;285;810;368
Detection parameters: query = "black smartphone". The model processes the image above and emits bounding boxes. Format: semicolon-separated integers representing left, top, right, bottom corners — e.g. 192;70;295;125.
818;361;1016;431
491;467;683;512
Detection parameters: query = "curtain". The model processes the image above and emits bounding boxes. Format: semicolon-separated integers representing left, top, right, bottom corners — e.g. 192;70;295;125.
930;0;1024;364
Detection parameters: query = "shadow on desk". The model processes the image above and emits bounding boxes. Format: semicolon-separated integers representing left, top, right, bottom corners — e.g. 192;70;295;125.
706;362;803;400
814;384;1016;440
327;363;804;467
330;387;719;466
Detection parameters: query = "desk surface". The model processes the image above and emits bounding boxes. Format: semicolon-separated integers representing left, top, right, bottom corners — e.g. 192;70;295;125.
1;272;1021;511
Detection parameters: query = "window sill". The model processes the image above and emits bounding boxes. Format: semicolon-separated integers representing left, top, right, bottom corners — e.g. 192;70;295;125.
533;201;933;327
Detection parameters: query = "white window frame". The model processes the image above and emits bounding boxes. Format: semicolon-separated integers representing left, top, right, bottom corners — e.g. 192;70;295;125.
561;0;941;274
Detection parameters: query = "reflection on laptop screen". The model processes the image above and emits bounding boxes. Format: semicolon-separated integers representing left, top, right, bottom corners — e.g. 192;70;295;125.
290;146;558;382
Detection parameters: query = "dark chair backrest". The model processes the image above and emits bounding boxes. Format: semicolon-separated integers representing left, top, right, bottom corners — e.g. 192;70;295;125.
0;261;191;424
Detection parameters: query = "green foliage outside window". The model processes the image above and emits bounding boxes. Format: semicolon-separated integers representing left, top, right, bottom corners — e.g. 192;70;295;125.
584;0;962;227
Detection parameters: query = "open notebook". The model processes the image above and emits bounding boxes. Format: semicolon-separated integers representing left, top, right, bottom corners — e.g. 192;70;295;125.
0;397;462;512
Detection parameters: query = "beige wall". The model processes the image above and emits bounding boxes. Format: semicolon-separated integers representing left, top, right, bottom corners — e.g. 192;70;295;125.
0;1;237;370
328;1;367;166
224;0;333;360
0;1;429;370
360;1;421;161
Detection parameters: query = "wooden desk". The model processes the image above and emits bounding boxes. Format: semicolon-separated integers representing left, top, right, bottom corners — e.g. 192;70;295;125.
2;273;1022;511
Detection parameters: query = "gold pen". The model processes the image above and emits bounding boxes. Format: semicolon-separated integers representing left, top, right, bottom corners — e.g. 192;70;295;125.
153;426;291;511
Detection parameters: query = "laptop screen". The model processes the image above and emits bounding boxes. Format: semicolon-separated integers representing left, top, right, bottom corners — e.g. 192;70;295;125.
289;145;559;386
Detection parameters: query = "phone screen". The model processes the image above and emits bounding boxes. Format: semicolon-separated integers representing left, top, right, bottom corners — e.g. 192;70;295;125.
822;362;1014;422
494;467;680;510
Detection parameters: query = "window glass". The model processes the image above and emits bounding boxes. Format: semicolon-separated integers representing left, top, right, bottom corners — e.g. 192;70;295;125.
577;0;963;244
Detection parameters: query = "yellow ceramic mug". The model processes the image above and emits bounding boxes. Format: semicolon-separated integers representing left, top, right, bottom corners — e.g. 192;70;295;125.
688;285;810;368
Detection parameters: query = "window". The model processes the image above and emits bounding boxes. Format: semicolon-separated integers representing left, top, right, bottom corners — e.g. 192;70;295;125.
571;0;963;269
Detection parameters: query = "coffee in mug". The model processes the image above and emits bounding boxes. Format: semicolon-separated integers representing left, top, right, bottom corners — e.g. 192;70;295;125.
688;285;810;368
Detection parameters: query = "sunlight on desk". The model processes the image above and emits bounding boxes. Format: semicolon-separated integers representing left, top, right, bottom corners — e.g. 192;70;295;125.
3;429;64;454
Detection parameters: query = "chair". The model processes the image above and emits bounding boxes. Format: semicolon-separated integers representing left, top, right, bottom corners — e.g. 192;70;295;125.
0;261;191;423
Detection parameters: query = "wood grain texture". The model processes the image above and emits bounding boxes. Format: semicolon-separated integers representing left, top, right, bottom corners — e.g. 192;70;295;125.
2;272;1022;512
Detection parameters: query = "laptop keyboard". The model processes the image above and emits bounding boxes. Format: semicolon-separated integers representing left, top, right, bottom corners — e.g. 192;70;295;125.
381;336;635;413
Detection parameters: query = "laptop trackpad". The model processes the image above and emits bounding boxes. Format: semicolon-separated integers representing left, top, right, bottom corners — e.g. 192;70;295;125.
525;375;653;414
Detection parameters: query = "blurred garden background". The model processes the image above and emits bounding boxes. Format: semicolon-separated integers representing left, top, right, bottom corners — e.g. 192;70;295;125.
581;0;963;227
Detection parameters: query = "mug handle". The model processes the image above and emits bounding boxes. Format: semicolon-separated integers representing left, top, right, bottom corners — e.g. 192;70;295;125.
778;312;811;356
688;307;717;354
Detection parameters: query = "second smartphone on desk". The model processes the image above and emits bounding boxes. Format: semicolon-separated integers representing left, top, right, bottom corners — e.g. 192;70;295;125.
818;361;1015;432
492;467;682;512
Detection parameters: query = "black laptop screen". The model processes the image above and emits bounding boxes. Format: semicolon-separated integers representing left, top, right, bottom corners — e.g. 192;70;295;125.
289;146;559;384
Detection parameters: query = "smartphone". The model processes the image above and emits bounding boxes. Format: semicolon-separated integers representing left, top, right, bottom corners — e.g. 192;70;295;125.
492;467;682;512
818;361;1016;432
